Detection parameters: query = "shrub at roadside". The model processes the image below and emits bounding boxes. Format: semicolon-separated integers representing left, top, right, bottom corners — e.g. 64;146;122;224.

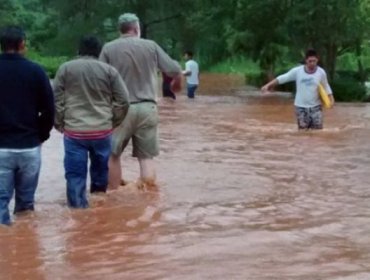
27;51;68;78
331;73;366;102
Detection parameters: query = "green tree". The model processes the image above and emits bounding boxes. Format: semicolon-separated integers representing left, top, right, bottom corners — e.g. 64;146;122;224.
226;0;291;79
226;0;370;81
285;0;370;81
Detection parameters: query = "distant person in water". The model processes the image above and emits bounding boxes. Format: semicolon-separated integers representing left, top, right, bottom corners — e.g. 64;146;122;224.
53;36;130;208
261;49;335;130
183;51;199;98
162;72;176;99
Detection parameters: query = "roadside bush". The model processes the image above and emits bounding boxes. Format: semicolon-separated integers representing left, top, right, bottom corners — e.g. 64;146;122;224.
244;72;265;87
207;56;260;75
335;70;362;81
27;51;68;78
331;75;366;102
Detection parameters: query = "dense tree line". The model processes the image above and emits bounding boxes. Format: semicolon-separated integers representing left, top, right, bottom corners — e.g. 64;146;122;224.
2;0;370;85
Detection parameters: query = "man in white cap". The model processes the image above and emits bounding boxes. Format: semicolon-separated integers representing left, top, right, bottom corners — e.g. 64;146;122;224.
100;13;182;189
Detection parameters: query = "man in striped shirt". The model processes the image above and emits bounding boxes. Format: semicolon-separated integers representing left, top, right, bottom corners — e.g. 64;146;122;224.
53;36;130;208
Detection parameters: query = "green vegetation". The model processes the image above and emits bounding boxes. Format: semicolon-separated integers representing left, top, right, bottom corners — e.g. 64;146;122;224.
207;57;260;76
331;78;366;102
27;51;68;78
1;0;370;100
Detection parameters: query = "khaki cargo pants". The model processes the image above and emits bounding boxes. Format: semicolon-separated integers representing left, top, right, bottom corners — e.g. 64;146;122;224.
112;102;159;158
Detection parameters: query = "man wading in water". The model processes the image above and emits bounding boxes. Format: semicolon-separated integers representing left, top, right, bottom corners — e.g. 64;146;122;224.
261;49;335;130
99;13;182;189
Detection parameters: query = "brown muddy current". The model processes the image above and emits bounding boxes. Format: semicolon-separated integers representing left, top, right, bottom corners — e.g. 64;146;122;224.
1;74;370;280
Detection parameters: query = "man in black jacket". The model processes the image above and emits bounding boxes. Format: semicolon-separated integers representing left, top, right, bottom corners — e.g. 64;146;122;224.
0;26;54;225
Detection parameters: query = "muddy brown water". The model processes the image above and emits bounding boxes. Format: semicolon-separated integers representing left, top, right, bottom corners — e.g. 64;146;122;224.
1;73;370;280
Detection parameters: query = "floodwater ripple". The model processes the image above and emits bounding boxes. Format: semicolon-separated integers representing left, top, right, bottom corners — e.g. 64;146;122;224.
1;74;370;279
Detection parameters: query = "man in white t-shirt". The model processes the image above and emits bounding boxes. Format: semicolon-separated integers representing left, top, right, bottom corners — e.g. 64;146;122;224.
261;49;335;130
183;51;199;98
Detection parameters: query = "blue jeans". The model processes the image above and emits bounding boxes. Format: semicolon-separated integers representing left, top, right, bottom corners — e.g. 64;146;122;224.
64;135;112;208
0;146;41;225
187;84;198;98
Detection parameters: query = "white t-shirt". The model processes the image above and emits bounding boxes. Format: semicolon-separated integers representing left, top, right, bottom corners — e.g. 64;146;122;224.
185;59;199;85
276;65;332;108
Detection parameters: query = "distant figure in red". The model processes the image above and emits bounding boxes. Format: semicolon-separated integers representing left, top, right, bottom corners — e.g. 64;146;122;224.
162;72;176;99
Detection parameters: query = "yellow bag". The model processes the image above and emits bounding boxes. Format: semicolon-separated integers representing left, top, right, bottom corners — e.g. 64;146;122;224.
318;83;331;109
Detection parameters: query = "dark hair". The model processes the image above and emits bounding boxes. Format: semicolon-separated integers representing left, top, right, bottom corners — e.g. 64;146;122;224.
305;49;318;59
0;26;26;52
78;36;102;58
184;51;193;57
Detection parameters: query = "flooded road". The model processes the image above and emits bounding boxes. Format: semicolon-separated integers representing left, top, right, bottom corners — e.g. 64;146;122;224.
1;73;370;279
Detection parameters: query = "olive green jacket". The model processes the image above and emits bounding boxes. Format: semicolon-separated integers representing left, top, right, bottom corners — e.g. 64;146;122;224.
53;56;130;132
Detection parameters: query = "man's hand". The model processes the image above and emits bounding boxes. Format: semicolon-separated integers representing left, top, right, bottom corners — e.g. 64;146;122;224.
182;70;191;76
261;79;278;94
261;85;270;93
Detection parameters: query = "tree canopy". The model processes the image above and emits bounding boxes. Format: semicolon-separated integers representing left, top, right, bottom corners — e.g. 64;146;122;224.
2;0;370;81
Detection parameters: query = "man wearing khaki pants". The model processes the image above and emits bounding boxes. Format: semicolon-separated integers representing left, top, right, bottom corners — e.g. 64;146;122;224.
100;13;182;188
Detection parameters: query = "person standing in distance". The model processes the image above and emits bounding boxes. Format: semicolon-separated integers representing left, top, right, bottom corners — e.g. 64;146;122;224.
53;36;130;208
261;49;335;130
99;13;182;189
182;51;199;98
0;26;54;225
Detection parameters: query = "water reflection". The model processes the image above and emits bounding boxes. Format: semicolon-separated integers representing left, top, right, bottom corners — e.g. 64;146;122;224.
1;74;370;279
